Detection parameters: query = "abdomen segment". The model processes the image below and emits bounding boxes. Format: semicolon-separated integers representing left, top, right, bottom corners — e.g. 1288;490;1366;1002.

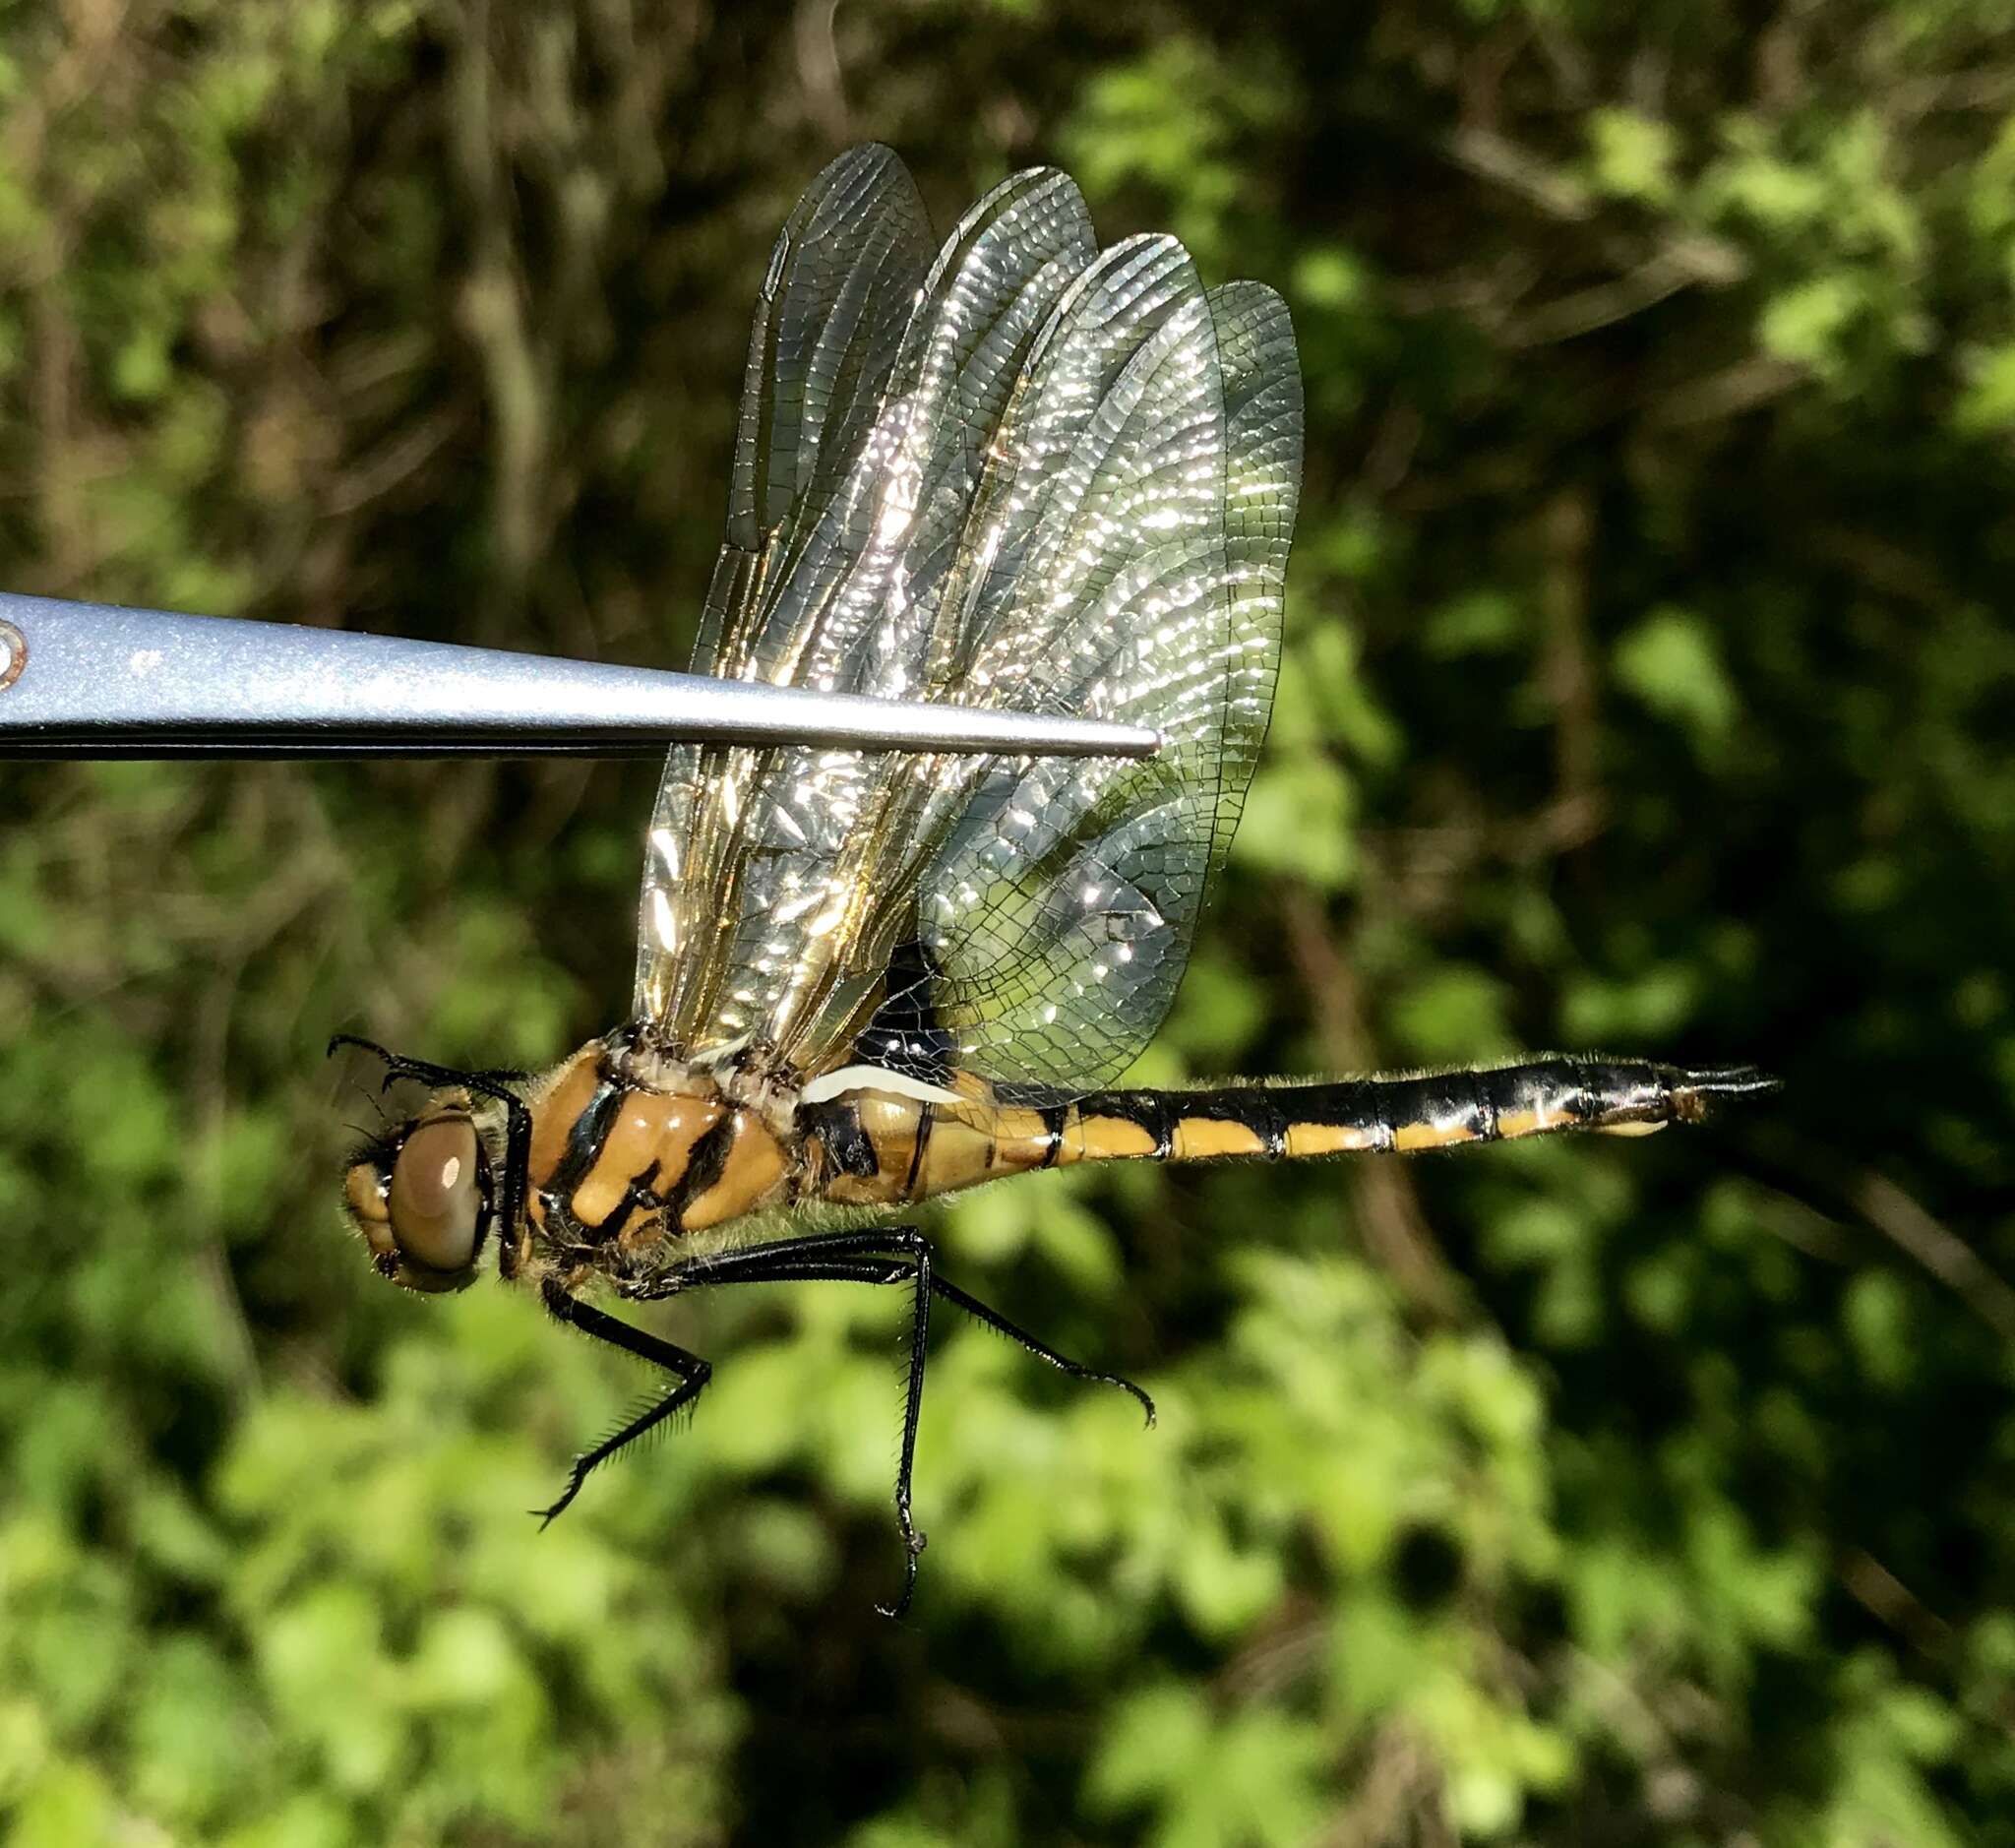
803;1058;1779;1207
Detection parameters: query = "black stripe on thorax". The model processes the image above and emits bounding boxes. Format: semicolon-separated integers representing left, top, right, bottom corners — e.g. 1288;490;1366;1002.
547;1069;627;1201
663;1111;739;1224
587;1159;661;1238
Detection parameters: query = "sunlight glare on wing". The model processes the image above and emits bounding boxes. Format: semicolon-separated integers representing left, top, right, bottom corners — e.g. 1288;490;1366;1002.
632;149;1301;1091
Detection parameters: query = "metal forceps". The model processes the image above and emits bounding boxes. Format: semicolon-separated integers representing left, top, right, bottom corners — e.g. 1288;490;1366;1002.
0;591;1162;761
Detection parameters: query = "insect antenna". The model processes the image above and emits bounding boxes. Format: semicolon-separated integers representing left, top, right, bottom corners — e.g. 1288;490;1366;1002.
330;1060;394;1132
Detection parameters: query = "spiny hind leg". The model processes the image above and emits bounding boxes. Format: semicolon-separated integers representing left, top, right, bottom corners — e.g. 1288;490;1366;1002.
535;1277;712;1524
668;1228;1154;1420
645;1227;1154;1616
640;1228;933;1617
928;1270;1155;1425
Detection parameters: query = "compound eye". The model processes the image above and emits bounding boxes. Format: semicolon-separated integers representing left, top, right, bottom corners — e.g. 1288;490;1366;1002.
388;1112;483;1272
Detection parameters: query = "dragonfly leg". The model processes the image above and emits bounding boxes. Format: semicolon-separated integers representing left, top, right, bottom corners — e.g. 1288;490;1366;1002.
679;1234;1153;1417
672;1229;934;1618
325;1033;529;1089
886;1231;933;1621
666;1251;1152;1417
641;1227;1155;1615
926;1269;1156;1427
534;1276;712;1526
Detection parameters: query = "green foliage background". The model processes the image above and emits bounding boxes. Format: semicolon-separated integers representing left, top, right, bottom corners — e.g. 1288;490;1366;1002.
4;2;2015;1842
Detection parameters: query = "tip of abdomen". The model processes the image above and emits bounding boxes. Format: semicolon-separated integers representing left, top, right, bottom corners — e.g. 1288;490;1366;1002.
1665;1063;1784;1121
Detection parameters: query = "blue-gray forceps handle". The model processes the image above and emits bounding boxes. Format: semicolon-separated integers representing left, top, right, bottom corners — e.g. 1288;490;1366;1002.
0;592;1162;761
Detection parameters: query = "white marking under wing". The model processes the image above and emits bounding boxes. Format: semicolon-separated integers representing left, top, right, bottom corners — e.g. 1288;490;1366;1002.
798;1064;965;1106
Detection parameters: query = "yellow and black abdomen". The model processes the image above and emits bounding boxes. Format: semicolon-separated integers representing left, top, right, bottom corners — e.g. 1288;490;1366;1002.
1056;1056;1775;1161
800;1057;1778;1208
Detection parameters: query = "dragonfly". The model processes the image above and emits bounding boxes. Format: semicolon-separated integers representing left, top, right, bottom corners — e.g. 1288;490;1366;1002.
337;145;1777;1615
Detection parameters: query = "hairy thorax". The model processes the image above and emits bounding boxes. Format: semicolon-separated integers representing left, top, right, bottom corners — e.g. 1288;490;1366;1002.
519;1033;797;1291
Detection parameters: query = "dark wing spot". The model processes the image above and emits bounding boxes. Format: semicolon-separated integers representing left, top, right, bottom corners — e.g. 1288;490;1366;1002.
852;937;957;1089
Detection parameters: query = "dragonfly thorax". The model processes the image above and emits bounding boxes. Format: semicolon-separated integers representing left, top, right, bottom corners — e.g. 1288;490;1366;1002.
519;1033;796;1288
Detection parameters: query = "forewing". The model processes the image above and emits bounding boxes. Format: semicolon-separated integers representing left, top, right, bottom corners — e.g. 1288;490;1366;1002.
692;144;935;678
635;157;1100;1043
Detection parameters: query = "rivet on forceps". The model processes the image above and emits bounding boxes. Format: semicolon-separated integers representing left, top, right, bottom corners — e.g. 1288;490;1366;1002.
0;619;24;692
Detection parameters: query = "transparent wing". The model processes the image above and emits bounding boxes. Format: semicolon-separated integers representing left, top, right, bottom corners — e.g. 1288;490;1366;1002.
693;144;936;678
894;275;1303;1086
636;150;1302;1092
636;152;1099;1038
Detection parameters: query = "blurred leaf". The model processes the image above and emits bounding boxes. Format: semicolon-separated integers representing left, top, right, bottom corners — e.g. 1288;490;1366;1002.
1613;606;1739;756
1584;107;1679;206
1088;1684;1326;1848
1387;963;1515;1062
1235;755;1358;889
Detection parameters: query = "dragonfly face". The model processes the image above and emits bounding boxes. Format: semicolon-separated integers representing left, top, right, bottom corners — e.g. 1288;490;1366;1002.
341;1089;495;1293
331;146;1778;1616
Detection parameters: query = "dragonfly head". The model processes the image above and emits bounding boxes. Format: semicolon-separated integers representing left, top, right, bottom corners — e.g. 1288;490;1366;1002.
342;1089;493;1294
